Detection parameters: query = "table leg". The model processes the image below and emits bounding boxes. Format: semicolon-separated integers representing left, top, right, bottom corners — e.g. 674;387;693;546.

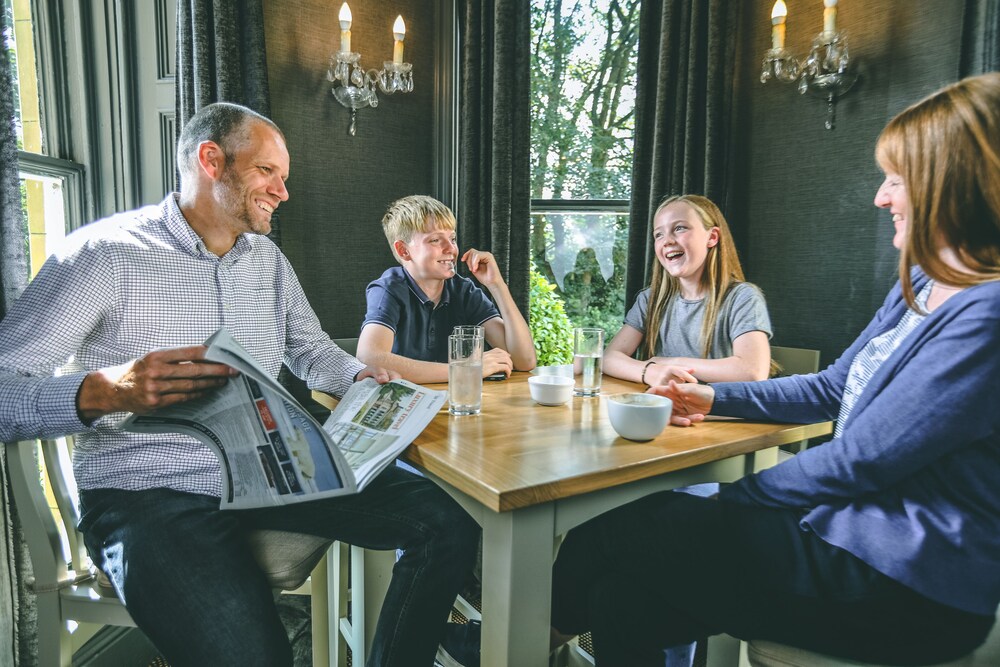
480;503;556;667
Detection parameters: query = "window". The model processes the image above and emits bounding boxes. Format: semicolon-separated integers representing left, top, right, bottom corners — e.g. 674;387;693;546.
5;0;83;276
529;0;640;340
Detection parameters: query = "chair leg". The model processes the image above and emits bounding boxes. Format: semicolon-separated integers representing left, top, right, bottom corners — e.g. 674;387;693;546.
331;542;350;667
311;552;330;667
36;593;72;667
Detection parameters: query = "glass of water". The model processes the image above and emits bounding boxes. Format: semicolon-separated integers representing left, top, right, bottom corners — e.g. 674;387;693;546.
573;327;604;396
448;333;484;415
452;325;484;338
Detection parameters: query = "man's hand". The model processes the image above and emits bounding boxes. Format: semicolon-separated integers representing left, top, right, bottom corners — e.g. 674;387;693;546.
644;364;697;387
647;380;715;427
482;348;513;378
77;346;238;421
355;366;401;384
462;248;503;288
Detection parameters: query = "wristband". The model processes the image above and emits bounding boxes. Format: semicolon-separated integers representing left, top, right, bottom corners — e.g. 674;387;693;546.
641;360;657;385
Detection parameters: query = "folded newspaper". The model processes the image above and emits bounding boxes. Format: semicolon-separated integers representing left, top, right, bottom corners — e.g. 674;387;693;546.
122;328;446;509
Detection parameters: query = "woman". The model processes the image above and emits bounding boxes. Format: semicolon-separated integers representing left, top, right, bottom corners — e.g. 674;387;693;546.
602;195;772;387
550;73;1000;665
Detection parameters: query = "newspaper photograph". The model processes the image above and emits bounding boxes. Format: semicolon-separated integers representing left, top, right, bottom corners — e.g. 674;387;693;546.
122;328;445;509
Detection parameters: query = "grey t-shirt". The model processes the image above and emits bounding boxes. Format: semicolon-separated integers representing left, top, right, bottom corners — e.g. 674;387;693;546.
623;282;772;359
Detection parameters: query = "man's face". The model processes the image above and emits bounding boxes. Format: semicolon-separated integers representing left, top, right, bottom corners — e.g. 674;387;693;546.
216;122;290;236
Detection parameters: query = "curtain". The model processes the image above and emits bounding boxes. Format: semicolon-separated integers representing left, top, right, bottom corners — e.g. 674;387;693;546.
960;0;1000;76
1;5;35;664
457;0;532;317
624;0;741;308
175;0;278;244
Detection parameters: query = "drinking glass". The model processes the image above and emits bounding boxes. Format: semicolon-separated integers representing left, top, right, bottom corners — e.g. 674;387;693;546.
448;333;484;415
452;325;484;338
573;327;604;396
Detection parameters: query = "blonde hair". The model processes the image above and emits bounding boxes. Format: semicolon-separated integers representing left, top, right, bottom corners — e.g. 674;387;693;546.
875;72;1000;309
381;195;458;262
642;195;746;360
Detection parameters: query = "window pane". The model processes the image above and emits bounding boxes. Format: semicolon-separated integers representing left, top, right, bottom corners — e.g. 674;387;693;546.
531;211;627;334
530;0;639;199
18;172;68;277
4;0;43;155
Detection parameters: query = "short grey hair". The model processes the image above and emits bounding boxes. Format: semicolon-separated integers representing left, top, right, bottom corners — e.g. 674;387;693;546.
175;102;284;186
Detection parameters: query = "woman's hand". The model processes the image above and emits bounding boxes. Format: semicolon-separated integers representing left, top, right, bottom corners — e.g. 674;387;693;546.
647;380;715;427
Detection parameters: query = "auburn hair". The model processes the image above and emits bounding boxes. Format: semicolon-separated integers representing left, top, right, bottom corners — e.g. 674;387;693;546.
875;72;1000;309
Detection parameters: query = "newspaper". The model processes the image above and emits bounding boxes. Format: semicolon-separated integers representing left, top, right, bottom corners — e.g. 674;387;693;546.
121;328;446;509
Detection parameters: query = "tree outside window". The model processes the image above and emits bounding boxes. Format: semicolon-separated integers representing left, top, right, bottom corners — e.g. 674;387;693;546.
529;0;640;357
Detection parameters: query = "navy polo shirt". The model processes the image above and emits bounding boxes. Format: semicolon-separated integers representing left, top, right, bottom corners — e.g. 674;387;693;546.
362;266;500;363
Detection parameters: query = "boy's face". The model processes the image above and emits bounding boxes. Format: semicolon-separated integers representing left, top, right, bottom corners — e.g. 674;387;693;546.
397;225;459;282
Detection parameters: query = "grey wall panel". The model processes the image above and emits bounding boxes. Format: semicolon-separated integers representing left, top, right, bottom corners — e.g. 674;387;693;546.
733;0;965;367
265;0;439;338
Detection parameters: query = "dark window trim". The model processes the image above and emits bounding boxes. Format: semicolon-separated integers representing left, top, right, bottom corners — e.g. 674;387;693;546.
531;199;630;214
433;0;458;211
17;150;87;232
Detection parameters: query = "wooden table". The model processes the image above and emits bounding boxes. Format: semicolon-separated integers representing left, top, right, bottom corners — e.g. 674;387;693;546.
397;373;832;666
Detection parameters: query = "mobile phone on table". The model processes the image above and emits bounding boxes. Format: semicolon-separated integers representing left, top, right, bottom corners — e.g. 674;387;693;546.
484;372;508;381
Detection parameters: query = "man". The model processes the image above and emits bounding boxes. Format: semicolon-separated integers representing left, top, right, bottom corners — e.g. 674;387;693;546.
0;103;478;666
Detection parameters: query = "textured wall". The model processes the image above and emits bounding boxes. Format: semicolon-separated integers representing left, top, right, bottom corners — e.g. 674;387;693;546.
732;0;965;366
264;0;438;338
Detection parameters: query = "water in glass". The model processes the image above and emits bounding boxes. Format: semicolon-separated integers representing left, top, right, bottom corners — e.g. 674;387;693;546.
449;361;483;415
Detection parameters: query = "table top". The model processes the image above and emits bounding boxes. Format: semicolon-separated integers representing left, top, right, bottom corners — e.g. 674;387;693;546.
392;373;832;513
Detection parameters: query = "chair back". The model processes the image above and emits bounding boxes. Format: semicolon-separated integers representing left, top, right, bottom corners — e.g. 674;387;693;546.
333;337;359;357
771;346;821;377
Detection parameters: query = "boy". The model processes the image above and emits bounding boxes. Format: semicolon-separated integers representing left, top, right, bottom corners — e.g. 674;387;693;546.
358;195;536;383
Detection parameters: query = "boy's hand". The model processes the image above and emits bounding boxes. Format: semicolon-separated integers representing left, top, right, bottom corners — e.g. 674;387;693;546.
462;248;503;288
356;366;401;384
482;348;513;378
647;381;714;427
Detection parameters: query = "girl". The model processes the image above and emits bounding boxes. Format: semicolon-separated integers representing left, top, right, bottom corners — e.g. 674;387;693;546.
604;195;772;386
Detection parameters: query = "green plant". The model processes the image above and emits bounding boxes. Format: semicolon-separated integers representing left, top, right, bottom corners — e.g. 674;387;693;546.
529;265;574;365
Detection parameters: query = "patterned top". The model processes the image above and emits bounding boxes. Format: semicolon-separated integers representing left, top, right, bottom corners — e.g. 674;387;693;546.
0;194;365;496
834;281;933;438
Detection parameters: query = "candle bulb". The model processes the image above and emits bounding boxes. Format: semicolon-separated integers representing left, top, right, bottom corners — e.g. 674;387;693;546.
393;15;406;64
339;3;352;54
823;0;838;34
771;0;787;50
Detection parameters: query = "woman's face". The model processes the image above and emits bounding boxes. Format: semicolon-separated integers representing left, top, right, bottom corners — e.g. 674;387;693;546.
874;169;910;250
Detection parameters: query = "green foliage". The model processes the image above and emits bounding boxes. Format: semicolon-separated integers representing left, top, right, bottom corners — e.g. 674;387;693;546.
529;265;575;366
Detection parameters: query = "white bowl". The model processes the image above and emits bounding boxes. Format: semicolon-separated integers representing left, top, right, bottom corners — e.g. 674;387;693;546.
605;393;673;441
528;375;575;406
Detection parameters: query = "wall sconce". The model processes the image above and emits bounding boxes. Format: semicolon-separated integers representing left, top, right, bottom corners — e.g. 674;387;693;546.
760;0;858;130
327;3;414;136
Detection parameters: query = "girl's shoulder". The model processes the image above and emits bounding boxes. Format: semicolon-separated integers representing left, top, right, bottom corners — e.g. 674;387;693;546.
723;281;766;304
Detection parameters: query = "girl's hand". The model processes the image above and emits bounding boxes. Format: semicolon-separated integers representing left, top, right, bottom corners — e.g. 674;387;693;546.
647;381;714;427
643;364;697;387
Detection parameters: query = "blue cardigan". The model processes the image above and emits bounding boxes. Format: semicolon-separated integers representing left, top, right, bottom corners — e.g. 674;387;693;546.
715;271;1000;615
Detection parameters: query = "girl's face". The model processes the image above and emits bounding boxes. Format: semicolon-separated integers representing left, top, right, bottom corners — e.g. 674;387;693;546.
652;201;719;288
874;169;910;250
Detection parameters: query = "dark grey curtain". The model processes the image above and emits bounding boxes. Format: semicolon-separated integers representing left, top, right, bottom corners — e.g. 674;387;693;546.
457;0;532;317
1;5;35;664
175;0;278;243
624;0;741;308
960;0;1000;76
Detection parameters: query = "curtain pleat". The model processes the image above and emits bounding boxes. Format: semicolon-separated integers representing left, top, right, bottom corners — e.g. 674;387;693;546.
1;4;35;664
624;0;740;310
175;0;276;243
457;0;532;317
960;0;1000;76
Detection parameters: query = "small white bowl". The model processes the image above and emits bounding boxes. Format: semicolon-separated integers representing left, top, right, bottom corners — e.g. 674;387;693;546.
528;375;575;406
606;393;673;441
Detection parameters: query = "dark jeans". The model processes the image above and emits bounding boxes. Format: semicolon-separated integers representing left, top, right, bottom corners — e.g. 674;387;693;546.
551;492;994;667
79;466;479;667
